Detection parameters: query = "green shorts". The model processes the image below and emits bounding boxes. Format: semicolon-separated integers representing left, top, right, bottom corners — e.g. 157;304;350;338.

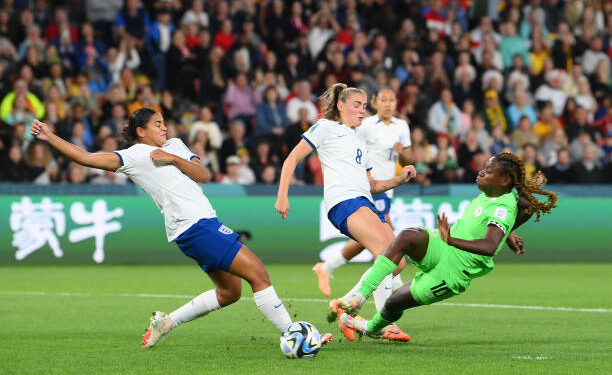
408;227;474;305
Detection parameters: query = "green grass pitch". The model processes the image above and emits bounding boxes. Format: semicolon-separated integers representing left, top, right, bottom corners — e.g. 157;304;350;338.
1;263;611;375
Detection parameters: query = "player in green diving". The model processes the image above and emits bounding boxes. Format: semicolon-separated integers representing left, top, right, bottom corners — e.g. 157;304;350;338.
334;152;558;339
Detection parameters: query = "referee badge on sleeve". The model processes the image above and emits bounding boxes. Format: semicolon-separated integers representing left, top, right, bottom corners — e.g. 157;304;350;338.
493;207;508;221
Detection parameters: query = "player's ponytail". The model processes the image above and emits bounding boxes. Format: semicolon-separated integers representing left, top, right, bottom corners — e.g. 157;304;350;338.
122;107;157;145
319;83;366;121
495;152;558;222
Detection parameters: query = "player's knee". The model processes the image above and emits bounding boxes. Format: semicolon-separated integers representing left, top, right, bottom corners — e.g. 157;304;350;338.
217;284;242;306
246;265;272;290
397;228;427;251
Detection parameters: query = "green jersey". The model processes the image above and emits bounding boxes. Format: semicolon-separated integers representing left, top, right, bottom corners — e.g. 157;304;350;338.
449;190;518;276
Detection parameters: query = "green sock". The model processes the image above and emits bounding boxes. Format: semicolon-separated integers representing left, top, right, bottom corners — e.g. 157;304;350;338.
358;255;397;298
367;309;392;333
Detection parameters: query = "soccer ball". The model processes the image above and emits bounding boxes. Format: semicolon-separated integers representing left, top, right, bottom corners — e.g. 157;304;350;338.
279;321;322;359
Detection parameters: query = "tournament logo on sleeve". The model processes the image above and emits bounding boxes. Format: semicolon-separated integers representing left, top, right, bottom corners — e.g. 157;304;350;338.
494;207;508;221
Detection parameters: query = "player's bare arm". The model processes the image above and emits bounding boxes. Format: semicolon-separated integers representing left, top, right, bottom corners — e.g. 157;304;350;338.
437;213;505;256
368;165;416;194
31;119;121;171
150;149;211;183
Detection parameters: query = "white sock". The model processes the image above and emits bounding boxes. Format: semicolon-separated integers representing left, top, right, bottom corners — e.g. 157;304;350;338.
392;274;404;292
372;274;393;310
342;267;371;300
322;251;347;274
253;286;292;331
169;289;221;329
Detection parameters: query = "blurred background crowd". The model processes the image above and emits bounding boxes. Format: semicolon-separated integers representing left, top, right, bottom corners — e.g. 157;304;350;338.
0;0;611;185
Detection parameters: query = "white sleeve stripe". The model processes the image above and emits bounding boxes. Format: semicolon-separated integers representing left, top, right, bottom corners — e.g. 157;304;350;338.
487;221;507;235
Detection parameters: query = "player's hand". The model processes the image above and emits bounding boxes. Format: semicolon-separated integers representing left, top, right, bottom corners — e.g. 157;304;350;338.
150;149;177;164
274;197;290;219
506;232;525;255
30;119;51;141
398;165;417;183
436;213;451;244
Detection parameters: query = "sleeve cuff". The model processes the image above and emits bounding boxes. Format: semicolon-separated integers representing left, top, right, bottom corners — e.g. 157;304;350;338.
487;221;507;235
113;151;124;166
301;134;316;150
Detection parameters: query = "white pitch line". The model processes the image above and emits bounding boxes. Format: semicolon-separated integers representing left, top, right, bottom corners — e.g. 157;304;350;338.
2;291;612;314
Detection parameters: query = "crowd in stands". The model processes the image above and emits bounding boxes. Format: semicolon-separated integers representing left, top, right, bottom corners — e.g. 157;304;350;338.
0;0;611;185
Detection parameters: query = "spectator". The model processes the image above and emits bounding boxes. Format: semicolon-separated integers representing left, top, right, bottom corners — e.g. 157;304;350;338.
0;144;30;181
106;37;140;83
114;0;151;41
189;128;219;175
511;115;539;150
565;106;599;143
571;144;604;183
25;141;58;184
575;78;597;120
506;89;537;129
255;85;289;140
535;69;568;116
482;90;508;133
145;8;175;90
102;102;128;137
219;119;247;173
128;85;162;116
427;87;461;137
545;147;573;184
430;132;457;162
220;155;243;184
286;80;318;124
3;95;36;133
539;128;568;167
307;8;340;58
499;22;530;70
521;142;544;180
458;129;484;170
236;148;255;185
45;8;78;44
551;22;579;71
181;0;209;29
189;106;223;150
251;139;279;183
490;125;515;155
533;101;561;142
213;18;235;52
581;36;607;77
0;79;45;121
223;72;260;131
260;165;278;184
569;129;605;163
166;30;197;97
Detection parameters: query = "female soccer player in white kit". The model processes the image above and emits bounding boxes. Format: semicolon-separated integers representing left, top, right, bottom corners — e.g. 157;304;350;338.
310;87;413;341
275;83;416;341
30;108;331;349
313;87;413;295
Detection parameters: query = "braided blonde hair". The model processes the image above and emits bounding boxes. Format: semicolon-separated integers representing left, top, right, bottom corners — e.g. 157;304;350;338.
495;152;557;222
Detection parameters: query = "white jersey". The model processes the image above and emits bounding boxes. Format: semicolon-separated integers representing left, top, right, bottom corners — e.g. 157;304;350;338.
114;138;216;241
302;118;373;213
357;115;411;198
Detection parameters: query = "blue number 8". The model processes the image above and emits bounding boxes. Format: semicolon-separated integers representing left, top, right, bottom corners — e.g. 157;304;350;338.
355;148;362;164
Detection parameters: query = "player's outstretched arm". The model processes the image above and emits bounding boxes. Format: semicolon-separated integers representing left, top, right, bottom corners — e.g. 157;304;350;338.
30;119;121;171
368;165;416;194
437;213;504;256
150;149;211;183
275;139;312;219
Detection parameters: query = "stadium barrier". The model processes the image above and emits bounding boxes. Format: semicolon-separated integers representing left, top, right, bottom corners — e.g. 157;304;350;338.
1;184;611;264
